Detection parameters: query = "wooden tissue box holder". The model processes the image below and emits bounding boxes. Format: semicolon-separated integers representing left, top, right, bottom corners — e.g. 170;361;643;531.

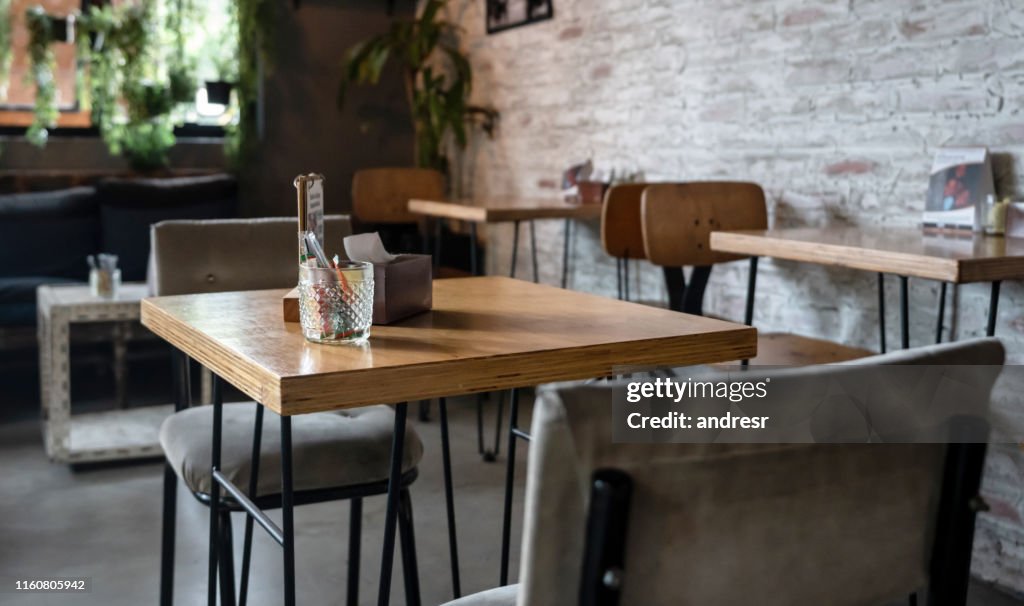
283;254;433;325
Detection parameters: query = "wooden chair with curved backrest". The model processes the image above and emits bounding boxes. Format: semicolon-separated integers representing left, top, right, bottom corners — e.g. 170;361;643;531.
600;183;650;300
351;167;446;253
641;182;872;365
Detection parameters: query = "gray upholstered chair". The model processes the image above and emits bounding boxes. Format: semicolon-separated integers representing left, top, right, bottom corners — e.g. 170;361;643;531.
153;217;424;606
446;338;1004;606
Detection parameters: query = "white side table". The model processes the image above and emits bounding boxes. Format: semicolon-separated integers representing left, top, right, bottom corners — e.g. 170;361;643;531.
37;283;172;463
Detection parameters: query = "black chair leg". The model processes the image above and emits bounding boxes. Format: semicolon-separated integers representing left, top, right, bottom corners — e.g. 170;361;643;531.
662;267;686;312
348;498;362;606
682;265;712;315
499;388;520;586
238;404;264;606
418;400;431;422
160;463;177;606
398;489;422;606
219;510;237;606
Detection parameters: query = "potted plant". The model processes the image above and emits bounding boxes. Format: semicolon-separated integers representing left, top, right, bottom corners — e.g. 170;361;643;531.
338;0;497;173
204;22;239;106
169;63;197;104
24;6;58;145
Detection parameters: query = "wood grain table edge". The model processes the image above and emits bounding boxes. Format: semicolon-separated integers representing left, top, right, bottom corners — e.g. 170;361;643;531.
140;299;285;412
709;231;962;282
275;327;757;415
409;198;602;223
408;199;488;222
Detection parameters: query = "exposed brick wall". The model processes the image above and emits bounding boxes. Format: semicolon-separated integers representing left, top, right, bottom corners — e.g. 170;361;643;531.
445;0;1024;595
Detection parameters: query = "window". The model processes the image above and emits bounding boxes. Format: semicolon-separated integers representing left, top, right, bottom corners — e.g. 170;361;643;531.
0;0;237;135
1;0;91;128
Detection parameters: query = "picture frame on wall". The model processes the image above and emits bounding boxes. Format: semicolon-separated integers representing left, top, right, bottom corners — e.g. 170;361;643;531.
487;0;554;34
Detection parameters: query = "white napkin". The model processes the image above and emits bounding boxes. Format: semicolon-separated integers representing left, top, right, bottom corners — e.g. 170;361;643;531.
343;232;396;264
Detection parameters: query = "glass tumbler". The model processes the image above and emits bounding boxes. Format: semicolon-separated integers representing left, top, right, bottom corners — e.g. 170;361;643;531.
89;268;121;299
298;262;374;344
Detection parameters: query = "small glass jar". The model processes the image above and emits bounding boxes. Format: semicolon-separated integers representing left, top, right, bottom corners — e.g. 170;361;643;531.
298;262;374;344
89;268;121;299
976;194;1007;236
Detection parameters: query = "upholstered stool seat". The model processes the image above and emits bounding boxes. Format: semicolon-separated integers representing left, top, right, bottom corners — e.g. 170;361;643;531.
160;403;424;498
442;585;518;606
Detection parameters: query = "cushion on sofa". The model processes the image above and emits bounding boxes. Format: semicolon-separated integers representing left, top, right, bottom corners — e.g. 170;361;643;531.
97;174;238;281
101;200;235;281
0;187;99;280
95;174;238;208
0;276;78;327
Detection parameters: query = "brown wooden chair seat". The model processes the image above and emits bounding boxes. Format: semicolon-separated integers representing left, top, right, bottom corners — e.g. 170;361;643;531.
641;182;870;366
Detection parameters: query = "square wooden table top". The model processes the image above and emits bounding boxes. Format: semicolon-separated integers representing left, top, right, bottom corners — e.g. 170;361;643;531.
408;197;603;223
141;277;756;415
710;226;1024;283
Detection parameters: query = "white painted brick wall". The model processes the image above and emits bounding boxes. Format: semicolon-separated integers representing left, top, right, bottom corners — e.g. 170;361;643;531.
445;0;1024;595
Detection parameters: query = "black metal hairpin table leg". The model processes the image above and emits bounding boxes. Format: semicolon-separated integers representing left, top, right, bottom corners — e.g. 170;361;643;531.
741;256;758;368
624;258;630;301
470;222;479;276
397;490;421;606
208;375;224;606
438;398;462;598
499;388;520;586
433;218;443;274
529;220;539;283
616;258;623;300
377;402;409;606
509;221;520;278
281;416;296;606
238;404;264;606
900;276;910;349
878;273;886;353
987;280;1001;337
478;391;504;463
561;219;572;289
935;282;947;344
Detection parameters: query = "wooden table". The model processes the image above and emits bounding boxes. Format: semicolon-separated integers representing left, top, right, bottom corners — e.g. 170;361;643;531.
710;226;1024;349
37;282;170;463
408;198;602;286
141;277;756;606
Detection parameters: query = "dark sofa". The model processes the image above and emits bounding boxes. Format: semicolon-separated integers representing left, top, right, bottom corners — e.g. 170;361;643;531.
0;174;237;331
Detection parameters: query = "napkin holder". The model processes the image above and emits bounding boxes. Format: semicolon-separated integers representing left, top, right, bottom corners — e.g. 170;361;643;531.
283;254;433;325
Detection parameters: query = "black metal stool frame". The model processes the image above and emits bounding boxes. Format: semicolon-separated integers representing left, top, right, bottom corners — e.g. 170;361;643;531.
159;351;462;606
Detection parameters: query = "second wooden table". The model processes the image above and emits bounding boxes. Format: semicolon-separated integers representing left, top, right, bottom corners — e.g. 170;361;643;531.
408;197;602;286
711;226;1024;349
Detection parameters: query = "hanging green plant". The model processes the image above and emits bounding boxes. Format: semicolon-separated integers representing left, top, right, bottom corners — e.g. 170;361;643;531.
25;6;59;146
338;0;498;173
227;0;276;166
0;0;12;101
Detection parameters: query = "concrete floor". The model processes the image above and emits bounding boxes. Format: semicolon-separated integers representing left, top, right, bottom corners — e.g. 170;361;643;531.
1;373;1022;605
0;393;529;605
